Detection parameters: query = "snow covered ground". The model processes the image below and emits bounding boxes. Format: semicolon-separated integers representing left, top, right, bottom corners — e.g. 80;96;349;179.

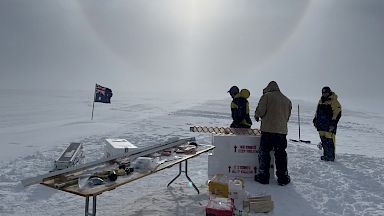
0;90;383;216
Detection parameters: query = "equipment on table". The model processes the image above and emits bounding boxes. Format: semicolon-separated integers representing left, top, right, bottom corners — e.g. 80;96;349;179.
176;144;197;154
133;157;157;172
53;142;83;171
104;138;138;159
22;137;196;187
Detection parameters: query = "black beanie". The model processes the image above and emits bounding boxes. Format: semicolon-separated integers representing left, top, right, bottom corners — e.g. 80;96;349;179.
228;86;239;94
322;86;331;93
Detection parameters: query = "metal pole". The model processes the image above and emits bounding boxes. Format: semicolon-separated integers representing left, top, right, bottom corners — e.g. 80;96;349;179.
298;104;301;140
91;102;95;120
85;196;89;216
184;160;199;194
92;196;97;216
167;160;199;194
167;163;182;187
91;84;96;120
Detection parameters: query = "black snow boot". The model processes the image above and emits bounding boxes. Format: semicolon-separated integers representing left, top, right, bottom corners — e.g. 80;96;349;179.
277;175;291;186
321;156;334;162
254;174;269;184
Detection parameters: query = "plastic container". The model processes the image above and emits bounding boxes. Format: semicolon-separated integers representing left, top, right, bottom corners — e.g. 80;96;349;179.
133;157;156;172
228;179;245;216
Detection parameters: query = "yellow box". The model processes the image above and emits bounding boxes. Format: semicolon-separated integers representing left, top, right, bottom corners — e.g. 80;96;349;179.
208;174;229;198
243;195;274;213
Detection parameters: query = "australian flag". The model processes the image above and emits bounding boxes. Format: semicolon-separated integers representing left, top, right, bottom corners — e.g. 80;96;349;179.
94;84;113;103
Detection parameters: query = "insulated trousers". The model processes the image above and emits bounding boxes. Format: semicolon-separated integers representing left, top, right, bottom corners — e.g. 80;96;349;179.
319;131;336;161
258;132;289;179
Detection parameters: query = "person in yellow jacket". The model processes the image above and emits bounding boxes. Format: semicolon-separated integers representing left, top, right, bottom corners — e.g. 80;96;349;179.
313;86;342;161
254;81;292;186
228;86;252;128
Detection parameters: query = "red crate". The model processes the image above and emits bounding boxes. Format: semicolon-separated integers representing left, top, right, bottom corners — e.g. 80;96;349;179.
205;197;233;216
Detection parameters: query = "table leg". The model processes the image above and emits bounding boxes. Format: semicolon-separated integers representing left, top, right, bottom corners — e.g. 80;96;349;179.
167;160;199;194
85;195;97;216
167;162;182;187
184;160;199;194
85;196;89;215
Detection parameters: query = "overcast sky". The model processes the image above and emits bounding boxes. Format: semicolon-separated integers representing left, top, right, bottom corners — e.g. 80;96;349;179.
0;0;383;109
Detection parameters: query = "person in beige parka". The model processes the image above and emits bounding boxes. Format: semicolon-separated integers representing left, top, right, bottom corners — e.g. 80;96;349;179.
254;81;292;186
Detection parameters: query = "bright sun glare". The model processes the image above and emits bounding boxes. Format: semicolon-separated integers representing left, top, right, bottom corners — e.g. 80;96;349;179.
169;0;220;31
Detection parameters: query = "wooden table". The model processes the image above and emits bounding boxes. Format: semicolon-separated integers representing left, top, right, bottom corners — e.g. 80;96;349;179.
41;144;215;216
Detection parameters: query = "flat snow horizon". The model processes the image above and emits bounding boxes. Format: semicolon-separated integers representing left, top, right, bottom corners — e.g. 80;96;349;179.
0;89;383;216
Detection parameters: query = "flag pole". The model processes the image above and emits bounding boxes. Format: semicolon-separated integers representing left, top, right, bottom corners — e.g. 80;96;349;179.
91;84;96;120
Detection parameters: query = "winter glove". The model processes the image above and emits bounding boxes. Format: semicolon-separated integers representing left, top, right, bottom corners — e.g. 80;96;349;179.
329;120;337;133
329;125;335;133
317;142;323;150
255;116;259;122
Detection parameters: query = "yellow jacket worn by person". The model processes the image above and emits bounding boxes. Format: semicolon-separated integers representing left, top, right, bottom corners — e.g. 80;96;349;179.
313;91;342;134
230;89;252;128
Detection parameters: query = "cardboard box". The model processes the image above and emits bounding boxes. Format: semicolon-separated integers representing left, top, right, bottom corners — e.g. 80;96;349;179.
208;174;230;197
208;155;258;178
243;195;274;213
211;135;260;158
208;135;275;179
208;154;274;178
104;138;138;158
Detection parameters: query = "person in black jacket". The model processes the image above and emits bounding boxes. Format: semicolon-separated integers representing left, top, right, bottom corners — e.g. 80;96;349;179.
313;86;342;161
228;86;252;128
